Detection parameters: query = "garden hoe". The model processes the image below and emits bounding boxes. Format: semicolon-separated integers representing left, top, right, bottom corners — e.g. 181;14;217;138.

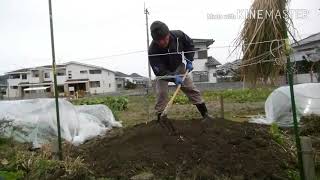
159;69;189;135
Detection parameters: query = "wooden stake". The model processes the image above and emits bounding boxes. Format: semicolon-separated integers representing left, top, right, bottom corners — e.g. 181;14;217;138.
301;136;316;180
220;95;224;119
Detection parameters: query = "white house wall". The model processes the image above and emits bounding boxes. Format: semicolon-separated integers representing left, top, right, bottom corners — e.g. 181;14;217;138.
6;73;27;98
193;44;207;59
7;78;21;86
192;59;208;72
66;64;116;94
192;58;217;83
43;69;66;85
88;71;116;94
6;88;19;98
6;63;117;98
208;68;217;83
192;43;218;83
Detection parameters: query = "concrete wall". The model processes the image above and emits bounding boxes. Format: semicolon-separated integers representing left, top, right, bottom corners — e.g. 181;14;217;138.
193;81;244;91
163;81;244;93
294;73;319;84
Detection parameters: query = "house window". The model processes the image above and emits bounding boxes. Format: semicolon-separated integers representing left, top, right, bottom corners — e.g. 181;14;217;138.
197;50;208;59
68;71;72;79
212;72;217;77
89;69;102;74
90;81;100;88
80;70;88;74
109;83;111;88
9;74;20;79
32;70;39;77
22;74;27;79
44;72;50;78
11;86;18;89
192;71;209;82
57;69;66;76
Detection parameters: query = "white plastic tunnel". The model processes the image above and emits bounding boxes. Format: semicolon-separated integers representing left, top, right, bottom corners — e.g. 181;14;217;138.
251;83;320;127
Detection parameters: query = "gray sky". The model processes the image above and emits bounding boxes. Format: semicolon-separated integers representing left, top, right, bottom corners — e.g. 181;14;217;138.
0;0;319;76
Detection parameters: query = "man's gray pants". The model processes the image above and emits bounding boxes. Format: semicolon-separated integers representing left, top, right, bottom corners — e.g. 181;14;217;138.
155;65;204;114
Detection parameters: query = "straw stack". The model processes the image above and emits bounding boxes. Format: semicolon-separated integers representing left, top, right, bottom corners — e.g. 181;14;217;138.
236;0;292;87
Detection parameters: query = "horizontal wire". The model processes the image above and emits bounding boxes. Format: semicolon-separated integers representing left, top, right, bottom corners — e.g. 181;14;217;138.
57;38;291;62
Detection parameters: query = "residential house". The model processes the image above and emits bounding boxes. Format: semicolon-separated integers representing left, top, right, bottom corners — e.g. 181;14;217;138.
190;39;221;84
0;75;8;99
130;73;149;86
5;61;116;98
216;59;242;82
115;71;148;89
291;32;320;83
115;71;130;89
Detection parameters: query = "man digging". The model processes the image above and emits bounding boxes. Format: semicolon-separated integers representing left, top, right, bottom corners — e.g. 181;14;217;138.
148;21;214;131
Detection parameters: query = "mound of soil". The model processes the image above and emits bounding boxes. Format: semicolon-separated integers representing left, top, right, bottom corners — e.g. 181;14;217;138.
300;115;320;137
75;119;296;179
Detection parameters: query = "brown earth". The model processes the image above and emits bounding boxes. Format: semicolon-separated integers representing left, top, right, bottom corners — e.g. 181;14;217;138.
74;118;296;179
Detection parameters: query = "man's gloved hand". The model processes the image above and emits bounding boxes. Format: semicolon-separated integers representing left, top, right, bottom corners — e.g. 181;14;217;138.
185;58;193;71
174;75;183;85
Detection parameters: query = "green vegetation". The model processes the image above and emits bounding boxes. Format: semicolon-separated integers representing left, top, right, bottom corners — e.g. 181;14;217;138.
287;169;300;180
269;123;285;146
167;88;274;105
72;96;128;112
0;171;24;180
203;88;274;103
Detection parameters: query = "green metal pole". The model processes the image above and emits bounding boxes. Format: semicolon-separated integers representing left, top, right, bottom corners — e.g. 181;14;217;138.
48;0;63;160
277;1;304;179
286;56;305;180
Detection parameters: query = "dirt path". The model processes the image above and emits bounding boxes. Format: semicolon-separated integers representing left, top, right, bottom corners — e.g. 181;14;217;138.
75;118;296;179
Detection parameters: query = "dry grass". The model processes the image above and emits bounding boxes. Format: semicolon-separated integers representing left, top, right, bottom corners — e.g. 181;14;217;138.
235;0;293;87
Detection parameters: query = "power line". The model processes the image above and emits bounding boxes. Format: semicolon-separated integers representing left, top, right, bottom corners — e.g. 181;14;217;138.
67;50;146;62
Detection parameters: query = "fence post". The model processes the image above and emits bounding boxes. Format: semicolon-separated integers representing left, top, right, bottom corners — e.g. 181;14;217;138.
220;95;224;119
301;136;316;180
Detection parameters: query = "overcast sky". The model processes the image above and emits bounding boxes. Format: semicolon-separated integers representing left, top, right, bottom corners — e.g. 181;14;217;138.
0;0;319;76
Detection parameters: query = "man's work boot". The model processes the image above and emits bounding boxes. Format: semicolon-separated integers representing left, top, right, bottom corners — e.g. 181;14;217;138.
202;113;214;123
195;103;214;123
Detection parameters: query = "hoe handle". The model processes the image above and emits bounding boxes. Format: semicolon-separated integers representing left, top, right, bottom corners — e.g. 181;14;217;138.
161;70;189;117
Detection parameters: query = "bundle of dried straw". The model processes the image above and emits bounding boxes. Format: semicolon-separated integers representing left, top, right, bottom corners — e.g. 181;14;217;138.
236;0;292;87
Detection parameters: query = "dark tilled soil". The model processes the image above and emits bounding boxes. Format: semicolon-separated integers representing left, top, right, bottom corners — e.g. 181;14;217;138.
75;119;296;179
300;115;320;138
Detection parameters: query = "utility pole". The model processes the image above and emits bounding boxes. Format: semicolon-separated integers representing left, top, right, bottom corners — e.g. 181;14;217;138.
144;4;152;86
144;3;152;122
48;0;63;160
